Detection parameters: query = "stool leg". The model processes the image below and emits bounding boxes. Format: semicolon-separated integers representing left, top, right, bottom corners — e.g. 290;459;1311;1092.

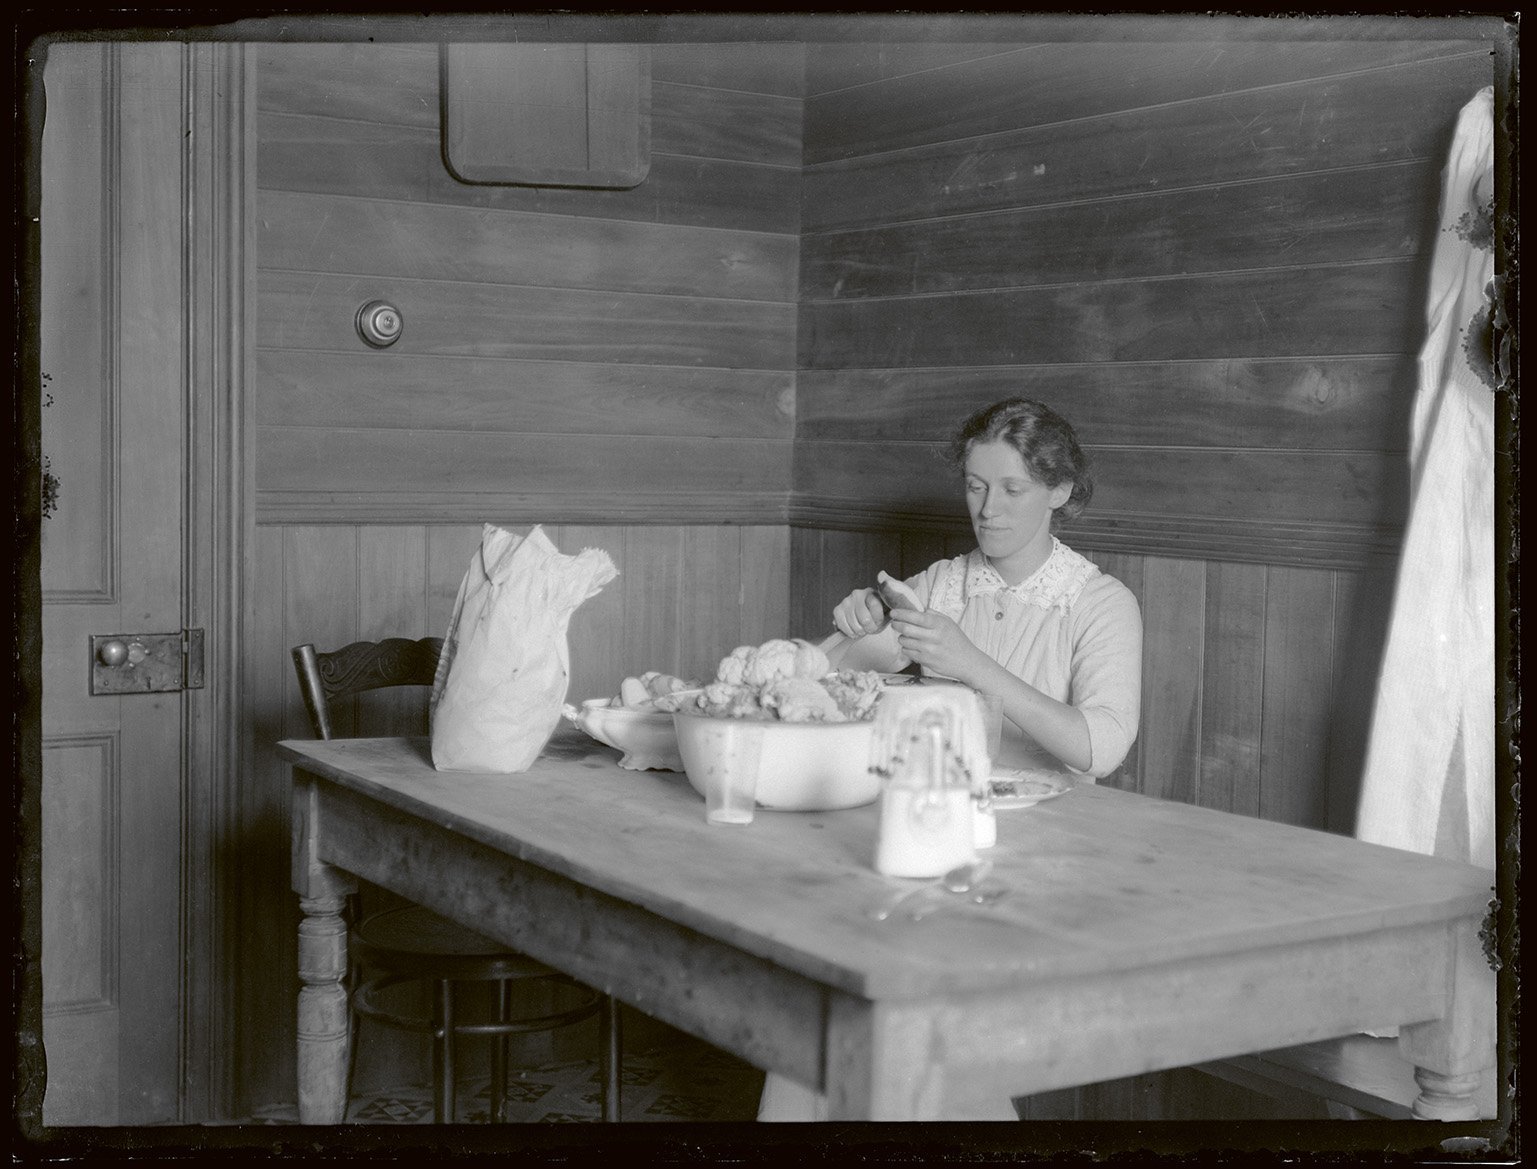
490;980;510;1123
599;995;622;1122
432;980;457;1124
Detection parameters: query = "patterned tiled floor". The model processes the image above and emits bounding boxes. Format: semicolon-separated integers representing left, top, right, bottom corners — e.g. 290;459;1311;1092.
250;1035;766;1125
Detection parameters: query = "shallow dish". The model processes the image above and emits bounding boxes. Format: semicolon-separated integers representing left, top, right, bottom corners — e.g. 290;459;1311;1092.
672;710;879;811
988;768;1071;809
561;698;684;772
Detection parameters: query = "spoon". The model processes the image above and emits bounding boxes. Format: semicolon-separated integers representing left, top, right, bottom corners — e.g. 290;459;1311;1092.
869;859;994;921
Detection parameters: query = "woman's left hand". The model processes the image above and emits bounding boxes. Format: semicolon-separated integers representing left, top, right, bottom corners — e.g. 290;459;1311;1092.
888;610;987;683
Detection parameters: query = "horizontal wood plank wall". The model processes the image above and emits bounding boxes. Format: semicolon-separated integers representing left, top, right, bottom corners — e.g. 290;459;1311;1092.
791;35;1483;835
254;41;802;524
795;37;1492;568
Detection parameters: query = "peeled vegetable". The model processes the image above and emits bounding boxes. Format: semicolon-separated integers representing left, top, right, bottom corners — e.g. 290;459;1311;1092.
614;670;697;710
876;571;923;613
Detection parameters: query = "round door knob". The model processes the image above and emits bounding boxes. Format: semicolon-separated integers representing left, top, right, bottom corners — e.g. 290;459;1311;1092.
356;300;404;348
98;639;128;667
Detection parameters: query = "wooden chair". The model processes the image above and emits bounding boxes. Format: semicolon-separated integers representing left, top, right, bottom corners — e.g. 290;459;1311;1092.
292;637;622;1122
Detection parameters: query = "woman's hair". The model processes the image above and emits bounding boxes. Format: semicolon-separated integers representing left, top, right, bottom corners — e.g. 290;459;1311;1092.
946;397;1093;523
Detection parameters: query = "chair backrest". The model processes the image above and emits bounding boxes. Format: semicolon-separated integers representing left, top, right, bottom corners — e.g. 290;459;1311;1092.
291;637;444;740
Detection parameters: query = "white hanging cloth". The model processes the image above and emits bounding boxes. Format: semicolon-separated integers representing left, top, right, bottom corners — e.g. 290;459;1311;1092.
1355;87;1497;870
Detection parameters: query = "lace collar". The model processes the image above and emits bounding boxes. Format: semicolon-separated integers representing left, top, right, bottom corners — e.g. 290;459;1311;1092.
957;538;1099;615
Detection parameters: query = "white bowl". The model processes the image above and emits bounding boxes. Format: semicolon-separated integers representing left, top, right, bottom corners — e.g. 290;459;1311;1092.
671;710;879;811
562;698;684;771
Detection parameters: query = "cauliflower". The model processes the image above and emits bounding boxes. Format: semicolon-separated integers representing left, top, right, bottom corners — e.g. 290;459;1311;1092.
692;638;882;723
791;640;832;680
821;669;884;721
718;638;832;688
739;639;798;686
697;679;764;719
714;646;756;687
759;676;845;723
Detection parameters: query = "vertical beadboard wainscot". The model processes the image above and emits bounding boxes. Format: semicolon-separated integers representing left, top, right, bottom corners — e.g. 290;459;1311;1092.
244;42;804;1111
792;36;1493;827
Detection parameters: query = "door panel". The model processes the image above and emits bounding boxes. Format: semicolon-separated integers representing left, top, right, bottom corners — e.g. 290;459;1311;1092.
41;41;186;1127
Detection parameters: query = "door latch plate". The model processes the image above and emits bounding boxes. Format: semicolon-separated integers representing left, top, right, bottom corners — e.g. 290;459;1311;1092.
90;630;205;694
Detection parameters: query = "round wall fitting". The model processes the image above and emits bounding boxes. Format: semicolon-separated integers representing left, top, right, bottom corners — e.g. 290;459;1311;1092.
356;300;404;348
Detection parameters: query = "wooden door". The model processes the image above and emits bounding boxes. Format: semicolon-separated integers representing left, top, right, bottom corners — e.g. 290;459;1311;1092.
38;41;230;1127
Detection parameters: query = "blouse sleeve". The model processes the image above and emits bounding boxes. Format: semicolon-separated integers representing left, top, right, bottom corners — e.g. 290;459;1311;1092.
1068;575;1143;779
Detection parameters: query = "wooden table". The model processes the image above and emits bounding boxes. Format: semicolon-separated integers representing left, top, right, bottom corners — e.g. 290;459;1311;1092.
282;733;1496;1124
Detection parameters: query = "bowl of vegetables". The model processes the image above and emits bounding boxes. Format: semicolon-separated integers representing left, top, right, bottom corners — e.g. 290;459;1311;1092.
562;671;698;771
662;640;885;811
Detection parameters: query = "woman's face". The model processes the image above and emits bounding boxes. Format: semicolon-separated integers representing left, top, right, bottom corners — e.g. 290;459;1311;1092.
963;440;1072;580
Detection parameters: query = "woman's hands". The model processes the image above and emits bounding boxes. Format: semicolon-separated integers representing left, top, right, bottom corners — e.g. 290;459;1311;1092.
888;609;990;684
832;588;889;640
832;592;990;685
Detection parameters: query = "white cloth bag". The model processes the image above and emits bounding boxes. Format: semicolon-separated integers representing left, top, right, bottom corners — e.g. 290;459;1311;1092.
430;523;617;772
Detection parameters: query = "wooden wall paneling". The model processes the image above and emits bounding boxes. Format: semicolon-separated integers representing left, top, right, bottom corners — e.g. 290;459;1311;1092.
807;530;904;642
651;42;804;95
802;162;1442;298
1323;563;1396;837
898;529;952;581
258;43;807;165
739;526;792;650
553;525;630;707
801;52;1490;229
257;352;794;441
679;526;742;683
795;359;1415;452
800;260;1425;368
255;43;439;126
283;526;360;738
651;81;802;167
257;191;798;303
240;524;296;1112
1199;561;1268;816
355;526;431;738
258;114;801;235
802;40;1477;164
425;524;487;637
259;272;795;369
803;42;1026;96
796;441;1406;532
617;526;687;680
942;531;977;560
257;429;792;521
1137;557;1206;803
1259;566;1339;829
789;527;827;643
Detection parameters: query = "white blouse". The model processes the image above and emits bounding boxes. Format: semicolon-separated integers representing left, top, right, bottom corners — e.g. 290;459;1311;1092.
861;538;1142;780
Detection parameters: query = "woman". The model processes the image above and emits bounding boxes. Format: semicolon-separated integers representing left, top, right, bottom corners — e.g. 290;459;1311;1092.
758;397;1143;1122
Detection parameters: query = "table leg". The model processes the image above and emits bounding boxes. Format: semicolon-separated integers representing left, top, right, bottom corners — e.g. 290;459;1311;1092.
296;893;351;1124
824;996;947;1120
1399;915;1498;1121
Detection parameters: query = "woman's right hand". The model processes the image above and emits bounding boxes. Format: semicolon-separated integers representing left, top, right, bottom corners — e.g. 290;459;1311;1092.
832;588;888;639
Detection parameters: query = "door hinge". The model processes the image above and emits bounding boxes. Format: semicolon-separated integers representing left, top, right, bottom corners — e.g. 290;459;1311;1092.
90;629;206;695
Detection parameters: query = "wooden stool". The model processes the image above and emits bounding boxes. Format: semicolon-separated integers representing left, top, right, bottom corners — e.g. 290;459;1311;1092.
350;904;613;1122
